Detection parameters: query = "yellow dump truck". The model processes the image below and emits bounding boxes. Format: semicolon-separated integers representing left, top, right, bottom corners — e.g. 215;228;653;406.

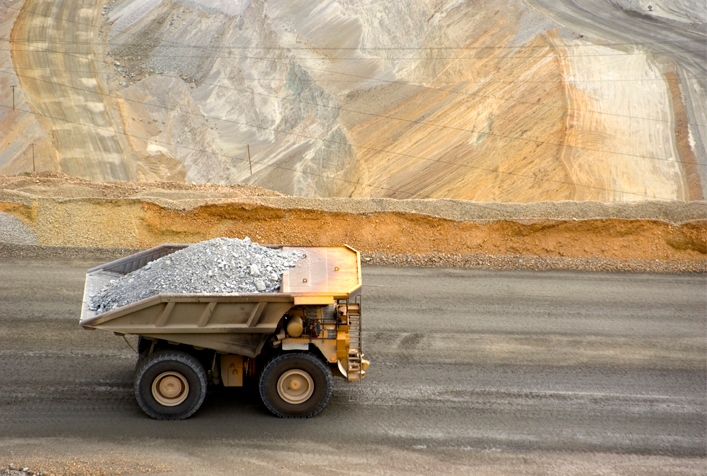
79;244;368;419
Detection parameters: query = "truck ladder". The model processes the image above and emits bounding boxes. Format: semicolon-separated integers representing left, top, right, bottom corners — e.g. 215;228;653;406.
347;302;363;381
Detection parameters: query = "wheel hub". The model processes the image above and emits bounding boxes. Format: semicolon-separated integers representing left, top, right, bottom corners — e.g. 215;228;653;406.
152;371;189;406
277;369;314;404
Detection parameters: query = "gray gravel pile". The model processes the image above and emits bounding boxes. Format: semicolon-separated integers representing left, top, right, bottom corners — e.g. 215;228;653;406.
89;237;302;315
0;212;39;245
1;465;49;476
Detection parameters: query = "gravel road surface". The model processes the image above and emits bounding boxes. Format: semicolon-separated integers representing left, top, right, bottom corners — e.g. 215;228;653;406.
0;257;705;475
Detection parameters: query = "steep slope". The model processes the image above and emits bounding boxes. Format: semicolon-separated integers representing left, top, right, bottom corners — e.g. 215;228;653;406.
527;0;707;200
2;0;705;201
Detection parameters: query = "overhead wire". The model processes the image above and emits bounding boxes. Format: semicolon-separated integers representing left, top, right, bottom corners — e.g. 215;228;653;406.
0;83;679;201
0;11;702;52
0;101;677;201
2;50;704;167
2;41;704;130
1;2;704;127
1;0;704;59
2;43;700;196
5;38;706;59
0;65;684;83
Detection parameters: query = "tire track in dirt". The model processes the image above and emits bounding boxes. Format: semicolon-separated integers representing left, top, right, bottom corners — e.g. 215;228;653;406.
12;0;134;180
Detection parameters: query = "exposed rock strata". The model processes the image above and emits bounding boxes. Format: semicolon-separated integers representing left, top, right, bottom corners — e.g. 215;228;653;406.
2;0;705;202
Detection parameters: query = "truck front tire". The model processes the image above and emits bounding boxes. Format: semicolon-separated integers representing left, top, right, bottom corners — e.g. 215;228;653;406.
134;350;207;420
259;352;332;418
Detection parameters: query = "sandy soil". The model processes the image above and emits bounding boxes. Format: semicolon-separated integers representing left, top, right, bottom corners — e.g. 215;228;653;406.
1;173;705;269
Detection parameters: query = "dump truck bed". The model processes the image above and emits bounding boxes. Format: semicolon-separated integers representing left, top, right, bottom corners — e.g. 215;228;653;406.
79;244;361;357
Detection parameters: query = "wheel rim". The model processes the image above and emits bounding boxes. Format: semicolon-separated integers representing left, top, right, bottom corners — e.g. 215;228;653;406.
152;371;189;407
277;369;314;404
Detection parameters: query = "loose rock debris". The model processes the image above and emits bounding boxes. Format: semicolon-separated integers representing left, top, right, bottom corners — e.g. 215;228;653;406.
1;174;705;271
89;237;302;315
2;465;49;476
0;212;39;245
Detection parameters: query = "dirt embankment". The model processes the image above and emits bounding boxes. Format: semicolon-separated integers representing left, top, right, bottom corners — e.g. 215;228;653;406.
0;173;705;272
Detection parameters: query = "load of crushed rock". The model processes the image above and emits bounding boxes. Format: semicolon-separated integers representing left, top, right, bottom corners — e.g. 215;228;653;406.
89;237;302;315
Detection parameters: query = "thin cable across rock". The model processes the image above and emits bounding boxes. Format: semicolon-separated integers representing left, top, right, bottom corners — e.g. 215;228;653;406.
89;237;302;315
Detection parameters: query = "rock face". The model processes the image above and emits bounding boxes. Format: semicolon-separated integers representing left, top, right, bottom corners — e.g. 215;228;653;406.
2;0;706;201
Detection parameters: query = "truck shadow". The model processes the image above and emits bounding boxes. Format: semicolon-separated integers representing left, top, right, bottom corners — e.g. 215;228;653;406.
198;382;270;417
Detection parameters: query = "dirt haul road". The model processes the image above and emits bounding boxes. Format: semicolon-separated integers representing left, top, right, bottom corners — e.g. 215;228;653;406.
0;257;705;475
10;0;134;179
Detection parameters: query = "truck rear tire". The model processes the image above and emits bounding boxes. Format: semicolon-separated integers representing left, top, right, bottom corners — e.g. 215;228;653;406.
259;352;332;418
134;350;207;420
